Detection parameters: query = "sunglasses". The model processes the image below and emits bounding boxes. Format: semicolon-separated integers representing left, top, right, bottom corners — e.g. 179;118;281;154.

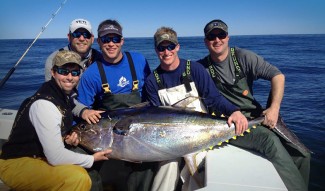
100;36;122;44
70;32;92;39
156;44;177;52
55;68;81;76
206;32;228;41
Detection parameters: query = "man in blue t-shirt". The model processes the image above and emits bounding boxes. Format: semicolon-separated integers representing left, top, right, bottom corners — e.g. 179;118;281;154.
77;19;154;191
144;26;248;191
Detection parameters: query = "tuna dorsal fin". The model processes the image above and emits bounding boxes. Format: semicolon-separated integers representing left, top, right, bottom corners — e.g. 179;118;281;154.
129;101;151;108
172;96;202;109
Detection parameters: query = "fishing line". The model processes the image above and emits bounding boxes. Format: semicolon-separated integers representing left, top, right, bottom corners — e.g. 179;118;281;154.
0;0;69;88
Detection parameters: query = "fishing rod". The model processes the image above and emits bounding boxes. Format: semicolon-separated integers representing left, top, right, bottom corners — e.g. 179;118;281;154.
0;0;69;88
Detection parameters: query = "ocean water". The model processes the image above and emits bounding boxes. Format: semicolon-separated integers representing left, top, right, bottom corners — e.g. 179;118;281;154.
0;35;324;190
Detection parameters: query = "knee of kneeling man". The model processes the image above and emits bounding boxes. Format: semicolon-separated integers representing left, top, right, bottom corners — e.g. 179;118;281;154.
70;166;92;186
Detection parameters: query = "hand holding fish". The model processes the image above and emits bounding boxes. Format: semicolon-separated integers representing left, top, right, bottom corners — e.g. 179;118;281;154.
81;109;105;124
93;149;112;162
227;110;248;135
64;132;79;146
262;107;279;129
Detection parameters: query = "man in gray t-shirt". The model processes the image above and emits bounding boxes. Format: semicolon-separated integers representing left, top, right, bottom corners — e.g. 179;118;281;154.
198;19;310;191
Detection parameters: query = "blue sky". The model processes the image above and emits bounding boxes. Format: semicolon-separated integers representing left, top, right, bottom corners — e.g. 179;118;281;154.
0;0;324;39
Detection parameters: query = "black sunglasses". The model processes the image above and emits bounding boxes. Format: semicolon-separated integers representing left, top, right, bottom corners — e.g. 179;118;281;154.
157;44;177;52
100;36;122;44
206;32;228;41
71;32;92;39
55;68;81;76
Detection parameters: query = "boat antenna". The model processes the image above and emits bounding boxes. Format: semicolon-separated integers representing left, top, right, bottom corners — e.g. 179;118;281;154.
0;0;69;88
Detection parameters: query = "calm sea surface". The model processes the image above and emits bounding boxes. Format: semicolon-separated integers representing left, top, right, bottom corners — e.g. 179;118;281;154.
0;35;324;190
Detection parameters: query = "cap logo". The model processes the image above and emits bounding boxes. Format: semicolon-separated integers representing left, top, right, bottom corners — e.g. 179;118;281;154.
104;25;119;32
76;20;87;25
161;34;170;39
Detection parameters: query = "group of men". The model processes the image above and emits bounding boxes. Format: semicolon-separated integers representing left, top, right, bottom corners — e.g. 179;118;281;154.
0;18;310;191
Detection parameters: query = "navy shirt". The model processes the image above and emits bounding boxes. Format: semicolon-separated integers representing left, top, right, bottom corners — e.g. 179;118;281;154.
145;59;239;116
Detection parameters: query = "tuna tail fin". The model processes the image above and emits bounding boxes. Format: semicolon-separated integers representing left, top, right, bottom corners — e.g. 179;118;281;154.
273;115;313;154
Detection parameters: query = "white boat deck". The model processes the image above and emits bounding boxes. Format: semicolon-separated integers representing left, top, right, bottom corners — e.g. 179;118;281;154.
0;108;287;191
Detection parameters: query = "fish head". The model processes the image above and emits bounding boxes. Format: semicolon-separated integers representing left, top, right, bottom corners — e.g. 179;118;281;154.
71;119;114;152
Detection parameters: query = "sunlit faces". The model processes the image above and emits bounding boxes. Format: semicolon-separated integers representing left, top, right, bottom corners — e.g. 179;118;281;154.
69;29;94;54
52;64;81;94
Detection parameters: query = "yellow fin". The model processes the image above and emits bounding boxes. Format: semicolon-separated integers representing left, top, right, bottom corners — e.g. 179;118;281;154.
246;129;251;133
232;136;237;140
217;142;222;146
240;133;244;136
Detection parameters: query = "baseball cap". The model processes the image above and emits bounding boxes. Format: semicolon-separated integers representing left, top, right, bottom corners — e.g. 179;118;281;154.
53;50;82;68
204;19;228;36
154;33;178;47
69;19;92;33
98;23;123;37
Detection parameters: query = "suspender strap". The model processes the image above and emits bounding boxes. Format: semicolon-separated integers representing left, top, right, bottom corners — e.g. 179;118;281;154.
96;61;111;94
97;52;139;94
207;47;245;84
182;60;192;92
125;52;139;92
153;69;165;90
154;60;192;92
230;47;245;82
207;56;221;85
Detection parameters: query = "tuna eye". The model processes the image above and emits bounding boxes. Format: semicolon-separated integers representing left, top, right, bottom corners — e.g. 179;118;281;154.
80;124;87;130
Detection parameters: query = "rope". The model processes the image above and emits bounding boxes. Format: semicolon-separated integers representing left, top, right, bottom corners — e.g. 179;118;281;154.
0;0;69;88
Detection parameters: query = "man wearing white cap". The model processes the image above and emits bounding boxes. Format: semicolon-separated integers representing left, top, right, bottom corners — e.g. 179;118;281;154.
44;18;103;123
45;18;102;81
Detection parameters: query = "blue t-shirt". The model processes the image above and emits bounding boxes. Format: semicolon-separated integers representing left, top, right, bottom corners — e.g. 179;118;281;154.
144;59;239;116
77;51;151;107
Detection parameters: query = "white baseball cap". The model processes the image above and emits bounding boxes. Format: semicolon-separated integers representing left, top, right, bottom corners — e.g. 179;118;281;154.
69;18;92;33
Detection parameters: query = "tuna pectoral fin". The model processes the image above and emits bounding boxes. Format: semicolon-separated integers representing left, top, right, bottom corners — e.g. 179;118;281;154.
183;152;206;188
184;153;198;176
184;151;207;176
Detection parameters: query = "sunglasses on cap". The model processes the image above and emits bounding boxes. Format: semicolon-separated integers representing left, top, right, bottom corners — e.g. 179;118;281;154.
156;43;177;52
206;31;228;41
70;32;92;39
100;36;122;44
55;68;81;76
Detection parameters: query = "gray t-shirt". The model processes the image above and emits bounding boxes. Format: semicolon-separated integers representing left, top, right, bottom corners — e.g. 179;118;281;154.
208;47;282;89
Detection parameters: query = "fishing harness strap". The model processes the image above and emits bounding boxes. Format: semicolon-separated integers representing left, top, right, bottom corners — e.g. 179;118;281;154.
97;52;139;94
207;47;245;84
154;60;193;92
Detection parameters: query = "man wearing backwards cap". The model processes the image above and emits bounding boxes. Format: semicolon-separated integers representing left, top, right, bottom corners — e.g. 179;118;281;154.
144;26;248;191
77;19;153;190
0;50;111;191
197;19;310;191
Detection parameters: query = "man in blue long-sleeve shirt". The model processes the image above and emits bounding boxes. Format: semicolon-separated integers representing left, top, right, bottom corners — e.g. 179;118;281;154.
144;26;248;191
